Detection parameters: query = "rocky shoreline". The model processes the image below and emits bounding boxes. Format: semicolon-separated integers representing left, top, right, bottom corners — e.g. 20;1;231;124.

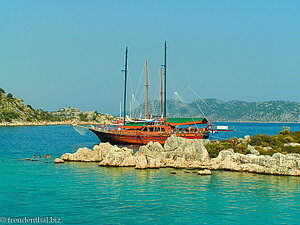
55;135;300;176
2;121;299;127
0;120;111;127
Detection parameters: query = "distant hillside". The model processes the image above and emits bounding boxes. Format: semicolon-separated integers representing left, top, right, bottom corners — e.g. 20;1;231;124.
132;99;300;122
1;88;298;124
0;88;60;124
51;107;115;124
0;88;115;125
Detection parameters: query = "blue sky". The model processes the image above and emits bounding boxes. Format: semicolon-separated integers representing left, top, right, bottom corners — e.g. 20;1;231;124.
1;0;299;114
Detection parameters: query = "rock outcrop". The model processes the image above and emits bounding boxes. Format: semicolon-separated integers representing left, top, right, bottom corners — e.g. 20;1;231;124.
54;158;64;163
283;143;300;147
58;135;300;176
52;107;82;119
247;145;260;156
133;136;210;169
198;169;211;175
0;89;116;126
99;146;136;167
61;143;136;167
208;150;300;176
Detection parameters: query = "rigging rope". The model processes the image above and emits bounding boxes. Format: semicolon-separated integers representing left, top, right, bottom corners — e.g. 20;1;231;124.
72;126;87;136
187;85;212;110
134;63;146;102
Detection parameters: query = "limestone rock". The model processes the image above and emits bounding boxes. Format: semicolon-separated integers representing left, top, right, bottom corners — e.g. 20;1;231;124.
283;143;300;147
99;146;135;167
61;147;95;162
244;135;250;141
247;145;260;155
164;135;210;164
58;135;300;176
134;141;166;168
263;146;272;151
147;157;161;168
55;158;64;163
174;157;188;169
137;142;165;162
197;169;211;175
120;155;136;167
164;158;175;167
209;149;300;176
135;153;147;169
164;135;180;152
93;142;112;161
187;160;201;169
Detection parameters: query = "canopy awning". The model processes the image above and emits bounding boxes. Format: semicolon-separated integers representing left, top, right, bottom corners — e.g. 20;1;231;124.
165;117;208;126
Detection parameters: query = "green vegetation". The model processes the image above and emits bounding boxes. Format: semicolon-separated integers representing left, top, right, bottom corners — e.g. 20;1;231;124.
79;113;88;122
0;110;19;123
249;127;300;155
206;127;300;157
206;137;251;158
27;105;34;110
37;110;62;122
0;91;62;123
0;89;114;124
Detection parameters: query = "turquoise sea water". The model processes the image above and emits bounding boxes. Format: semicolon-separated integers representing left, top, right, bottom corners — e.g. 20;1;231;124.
0;123;299;224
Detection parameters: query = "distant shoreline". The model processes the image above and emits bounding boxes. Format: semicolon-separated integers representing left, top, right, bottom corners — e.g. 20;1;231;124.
0;120;299;127
213;121;300;124
0;121;104;127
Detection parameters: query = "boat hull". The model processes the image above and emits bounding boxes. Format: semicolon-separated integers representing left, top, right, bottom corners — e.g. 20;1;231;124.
89;128;209;145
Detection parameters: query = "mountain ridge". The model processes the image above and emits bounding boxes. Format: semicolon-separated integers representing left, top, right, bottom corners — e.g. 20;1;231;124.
1;88;299;124
132;98;300;122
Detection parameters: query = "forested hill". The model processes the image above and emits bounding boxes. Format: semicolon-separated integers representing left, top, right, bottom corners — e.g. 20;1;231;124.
133;98;300;122
0;88;115;124
0;88;60;123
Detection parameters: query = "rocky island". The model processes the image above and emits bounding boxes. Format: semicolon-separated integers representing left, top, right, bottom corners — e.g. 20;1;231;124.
56;128;300;176
0;88;115;126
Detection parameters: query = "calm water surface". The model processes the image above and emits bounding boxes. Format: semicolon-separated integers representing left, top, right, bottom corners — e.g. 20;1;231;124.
0;123;299;224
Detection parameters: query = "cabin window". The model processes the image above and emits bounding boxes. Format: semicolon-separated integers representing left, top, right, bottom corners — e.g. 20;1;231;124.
149;127;155;132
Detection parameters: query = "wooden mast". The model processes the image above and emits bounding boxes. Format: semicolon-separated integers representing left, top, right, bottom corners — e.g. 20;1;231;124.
145;59;150;119
163;41;167;118
160;67;163;116
123;47;128;125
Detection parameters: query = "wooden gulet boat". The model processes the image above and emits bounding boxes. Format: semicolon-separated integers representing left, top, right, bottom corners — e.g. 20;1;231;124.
89;42;212;145
89;118;210;145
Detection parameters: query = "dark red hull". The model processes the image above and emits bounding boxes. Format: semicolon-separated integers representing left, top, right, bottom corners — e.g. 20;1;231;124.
89;128;209;145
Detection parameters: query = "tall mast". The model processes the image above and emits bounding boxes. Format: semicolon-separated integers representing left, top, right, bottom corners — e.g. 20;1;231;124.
160;67;163;116
123;47;128;125
145;59;150;119
163;41;167;118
